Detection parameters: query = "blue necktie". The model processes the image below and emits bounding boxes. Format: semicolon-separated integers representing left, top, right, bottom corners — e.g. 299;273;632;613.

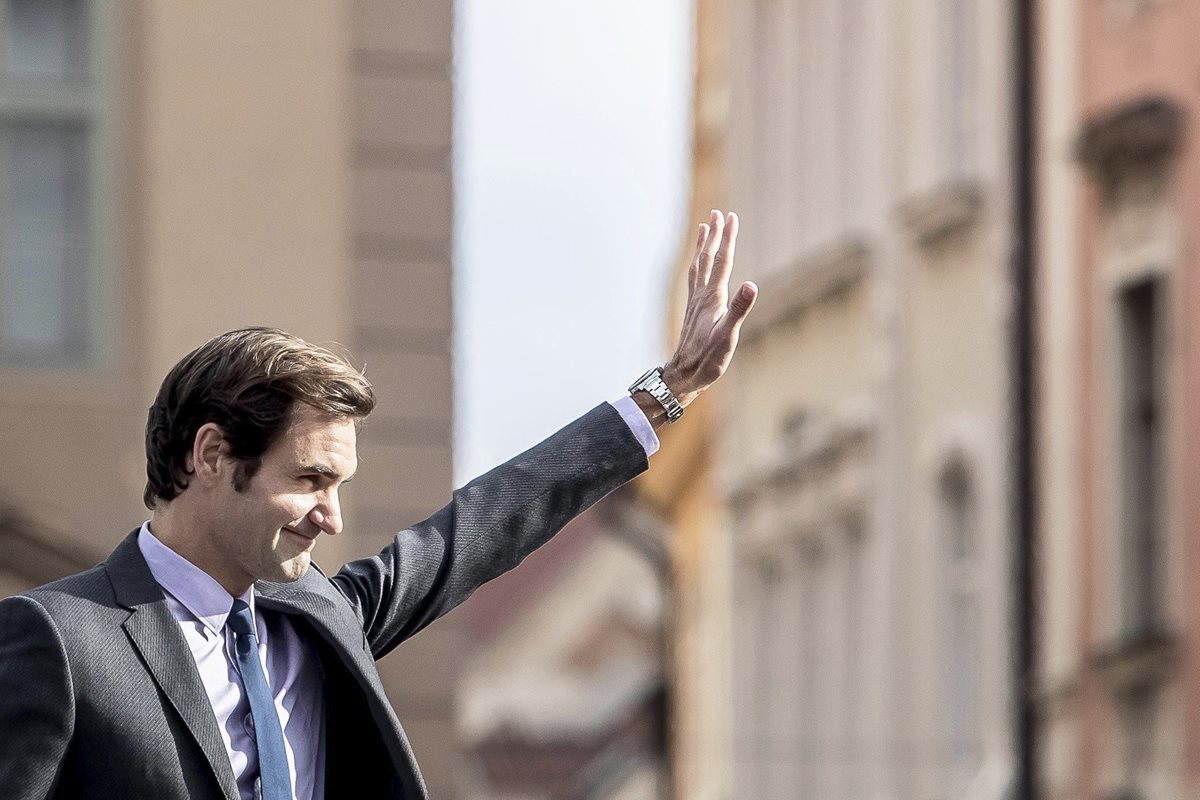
227;599;292;800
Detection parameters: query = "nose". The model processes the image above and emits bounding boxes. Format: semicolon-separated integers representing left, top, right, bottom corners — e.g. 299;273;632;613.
307;489;343;536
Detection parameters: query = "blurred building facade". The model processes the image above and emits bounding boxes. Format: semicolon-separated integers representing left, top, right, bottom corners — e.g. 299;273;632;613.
636;0;736;798
457;493;668;800
1035;1;1200;798
0;2;462;796
647;0;1019;798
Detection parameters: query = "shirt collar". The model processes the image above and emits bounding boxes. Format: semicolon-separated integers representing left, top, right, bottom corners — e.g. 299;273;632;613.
137;521;255;636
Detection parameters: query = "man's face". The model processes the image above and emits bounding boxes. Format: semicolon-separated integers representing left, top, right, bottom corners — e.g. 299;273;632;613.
210;403;358;588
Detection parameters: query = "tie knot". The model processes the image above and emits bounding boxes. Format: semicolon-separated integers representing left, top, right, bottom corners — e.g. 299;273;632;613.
226;599;256;638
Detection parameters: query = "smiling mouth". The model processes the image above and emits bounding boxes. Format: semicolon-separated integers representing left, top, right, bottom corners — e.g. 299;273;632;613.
283;527;318;547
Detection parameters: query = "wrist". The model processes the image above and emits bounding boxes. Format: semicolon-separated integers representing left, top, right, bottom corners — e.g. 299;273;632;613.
629;366;685;429
632;389;670;430
660;364;700;409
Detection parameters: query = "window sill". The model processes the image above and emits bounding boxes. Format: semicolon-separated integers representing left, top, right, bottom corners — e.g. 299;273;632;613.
896;176;986;247
1090;626;1176;697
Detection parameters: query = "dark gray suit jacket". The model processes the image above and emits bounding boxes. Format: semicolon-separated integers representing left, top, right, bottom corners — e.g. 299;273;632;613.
0;404;647;799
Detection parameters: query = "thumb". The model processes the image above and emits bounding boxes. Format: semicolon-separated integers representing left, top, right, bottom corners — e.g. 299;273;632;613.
727;281;758;322
716;281;758;343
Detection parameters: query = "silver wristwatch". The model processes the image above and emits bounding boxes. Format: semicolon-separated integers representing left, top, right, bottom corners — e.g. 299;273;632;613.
629;367;684;423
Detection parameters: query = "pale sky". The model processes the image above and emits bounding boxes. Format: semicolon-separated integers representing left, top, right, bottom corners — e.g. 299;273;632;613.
454;1;694;482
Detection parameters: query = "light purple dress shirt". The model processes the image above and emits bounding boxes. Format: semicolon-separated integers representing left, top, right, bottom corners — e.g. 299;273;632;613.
138;524;326;800
136;398;656;800
611;394;659;457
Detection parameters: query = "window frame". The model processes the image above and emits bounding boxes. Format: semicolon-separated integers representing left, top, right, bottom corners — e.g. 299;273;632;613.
0;0;115;368
938;0;979;178
937;457;985;794
1115;274;1168;639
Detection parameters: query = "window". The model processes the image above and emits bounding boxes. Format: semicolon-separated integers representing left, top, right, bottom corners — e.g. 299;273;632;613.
0;0;101;363
749;558;785;798
837;0;866;227
798;545;823;798
1117;277;1165;637
840;516;866;797
939;0;977;176
752;0;789;266
939;461;983;794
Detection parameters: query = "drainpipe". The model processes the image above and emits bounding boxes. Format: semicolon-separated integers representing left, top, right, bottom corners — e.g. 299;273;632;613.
1010;0;1038;795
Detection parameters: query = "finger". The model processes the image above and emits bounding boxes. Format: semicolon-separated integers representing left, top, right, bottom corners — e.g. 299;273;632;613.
688;223;708;298
710;211;739;290
714;281;759;344
699;209;724;285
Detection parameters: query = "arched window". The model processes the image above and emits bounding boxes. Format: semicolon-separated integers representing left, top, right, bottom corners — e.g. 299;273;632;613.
938;459;983;794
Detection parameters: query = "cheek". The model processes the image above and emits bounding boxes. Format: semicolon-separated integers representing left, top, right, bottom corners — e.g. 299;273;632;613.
278;494;315;522
240;491;306;529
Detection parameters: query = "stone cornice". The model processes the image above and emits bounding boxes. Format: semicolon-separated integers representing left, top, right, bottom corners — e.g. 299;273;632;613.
1076;96;1185;179
896;176;986;247
725;400;875;508
743;235;871;342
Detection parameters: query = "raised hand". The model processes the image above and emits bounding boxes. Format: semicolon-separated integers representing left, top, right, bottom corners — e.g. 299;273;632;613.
659;209;758;411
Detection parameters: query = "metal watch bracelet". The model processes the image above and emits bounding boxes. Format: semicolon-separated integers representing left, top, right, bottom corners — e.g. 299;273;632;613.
628;367;684;423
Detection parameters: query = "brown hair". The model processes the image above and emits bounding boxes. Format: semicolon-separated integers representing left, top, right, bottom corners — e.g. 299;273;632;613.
144;327;375;509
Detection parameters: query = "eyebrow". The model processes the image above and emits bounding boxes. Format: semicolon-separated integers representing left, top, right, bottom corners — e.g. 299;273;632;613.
298;464;357;483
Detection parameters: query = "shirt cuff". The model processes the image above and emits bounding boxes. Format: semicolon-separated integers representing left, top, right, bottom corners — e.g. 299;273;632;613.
609;395;660;458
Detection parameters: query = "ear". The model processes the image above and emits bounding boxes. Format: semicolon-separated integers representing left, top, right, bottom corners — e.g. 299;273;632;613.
191;423;232;486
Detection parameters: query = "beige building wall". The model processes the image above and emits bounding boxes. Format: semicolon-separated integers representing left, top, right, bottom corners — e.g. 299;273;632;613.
0;2;460;796
725;272;876;799
458;504;665;800
698;0;1018;797
636;0;736;797
1032;2;1083;796
342;5;461;796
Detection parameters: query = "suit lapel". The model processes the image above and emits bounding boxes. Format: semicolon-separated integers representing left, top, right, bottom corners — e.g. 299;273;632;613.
255;586;387;706
256;592;364;663
257;579;427;795
105;532;240;800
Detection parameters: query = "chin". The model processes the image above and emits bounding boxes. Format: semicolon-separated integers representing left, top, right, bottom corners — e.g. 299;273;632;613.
277;553;312;582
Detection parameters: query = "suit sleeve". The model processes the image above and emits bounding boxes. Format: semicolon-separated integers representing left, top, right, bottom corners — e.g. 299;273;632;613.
331;402;649;659
0;596;74;799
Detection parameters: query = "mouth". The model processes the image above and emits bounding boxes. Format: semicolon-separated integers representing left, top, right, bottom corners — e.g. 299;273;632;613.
282;527;318;550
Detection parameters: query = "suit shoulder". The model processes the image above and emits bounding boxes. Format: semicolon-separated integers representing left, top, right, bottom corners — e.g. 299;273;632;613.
260;562;366;627
0;594;69;667
297;559;346;600
21;562;112;601
13;564;120;624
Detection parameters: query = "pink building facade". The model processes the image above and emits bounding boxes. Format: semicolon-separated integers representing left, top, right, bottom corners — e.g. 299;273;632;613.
1037;1;1200;797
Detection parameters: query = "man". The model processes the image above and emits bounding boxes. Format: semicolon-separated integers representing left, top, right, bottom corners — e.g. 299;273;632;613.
0;211;756;799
